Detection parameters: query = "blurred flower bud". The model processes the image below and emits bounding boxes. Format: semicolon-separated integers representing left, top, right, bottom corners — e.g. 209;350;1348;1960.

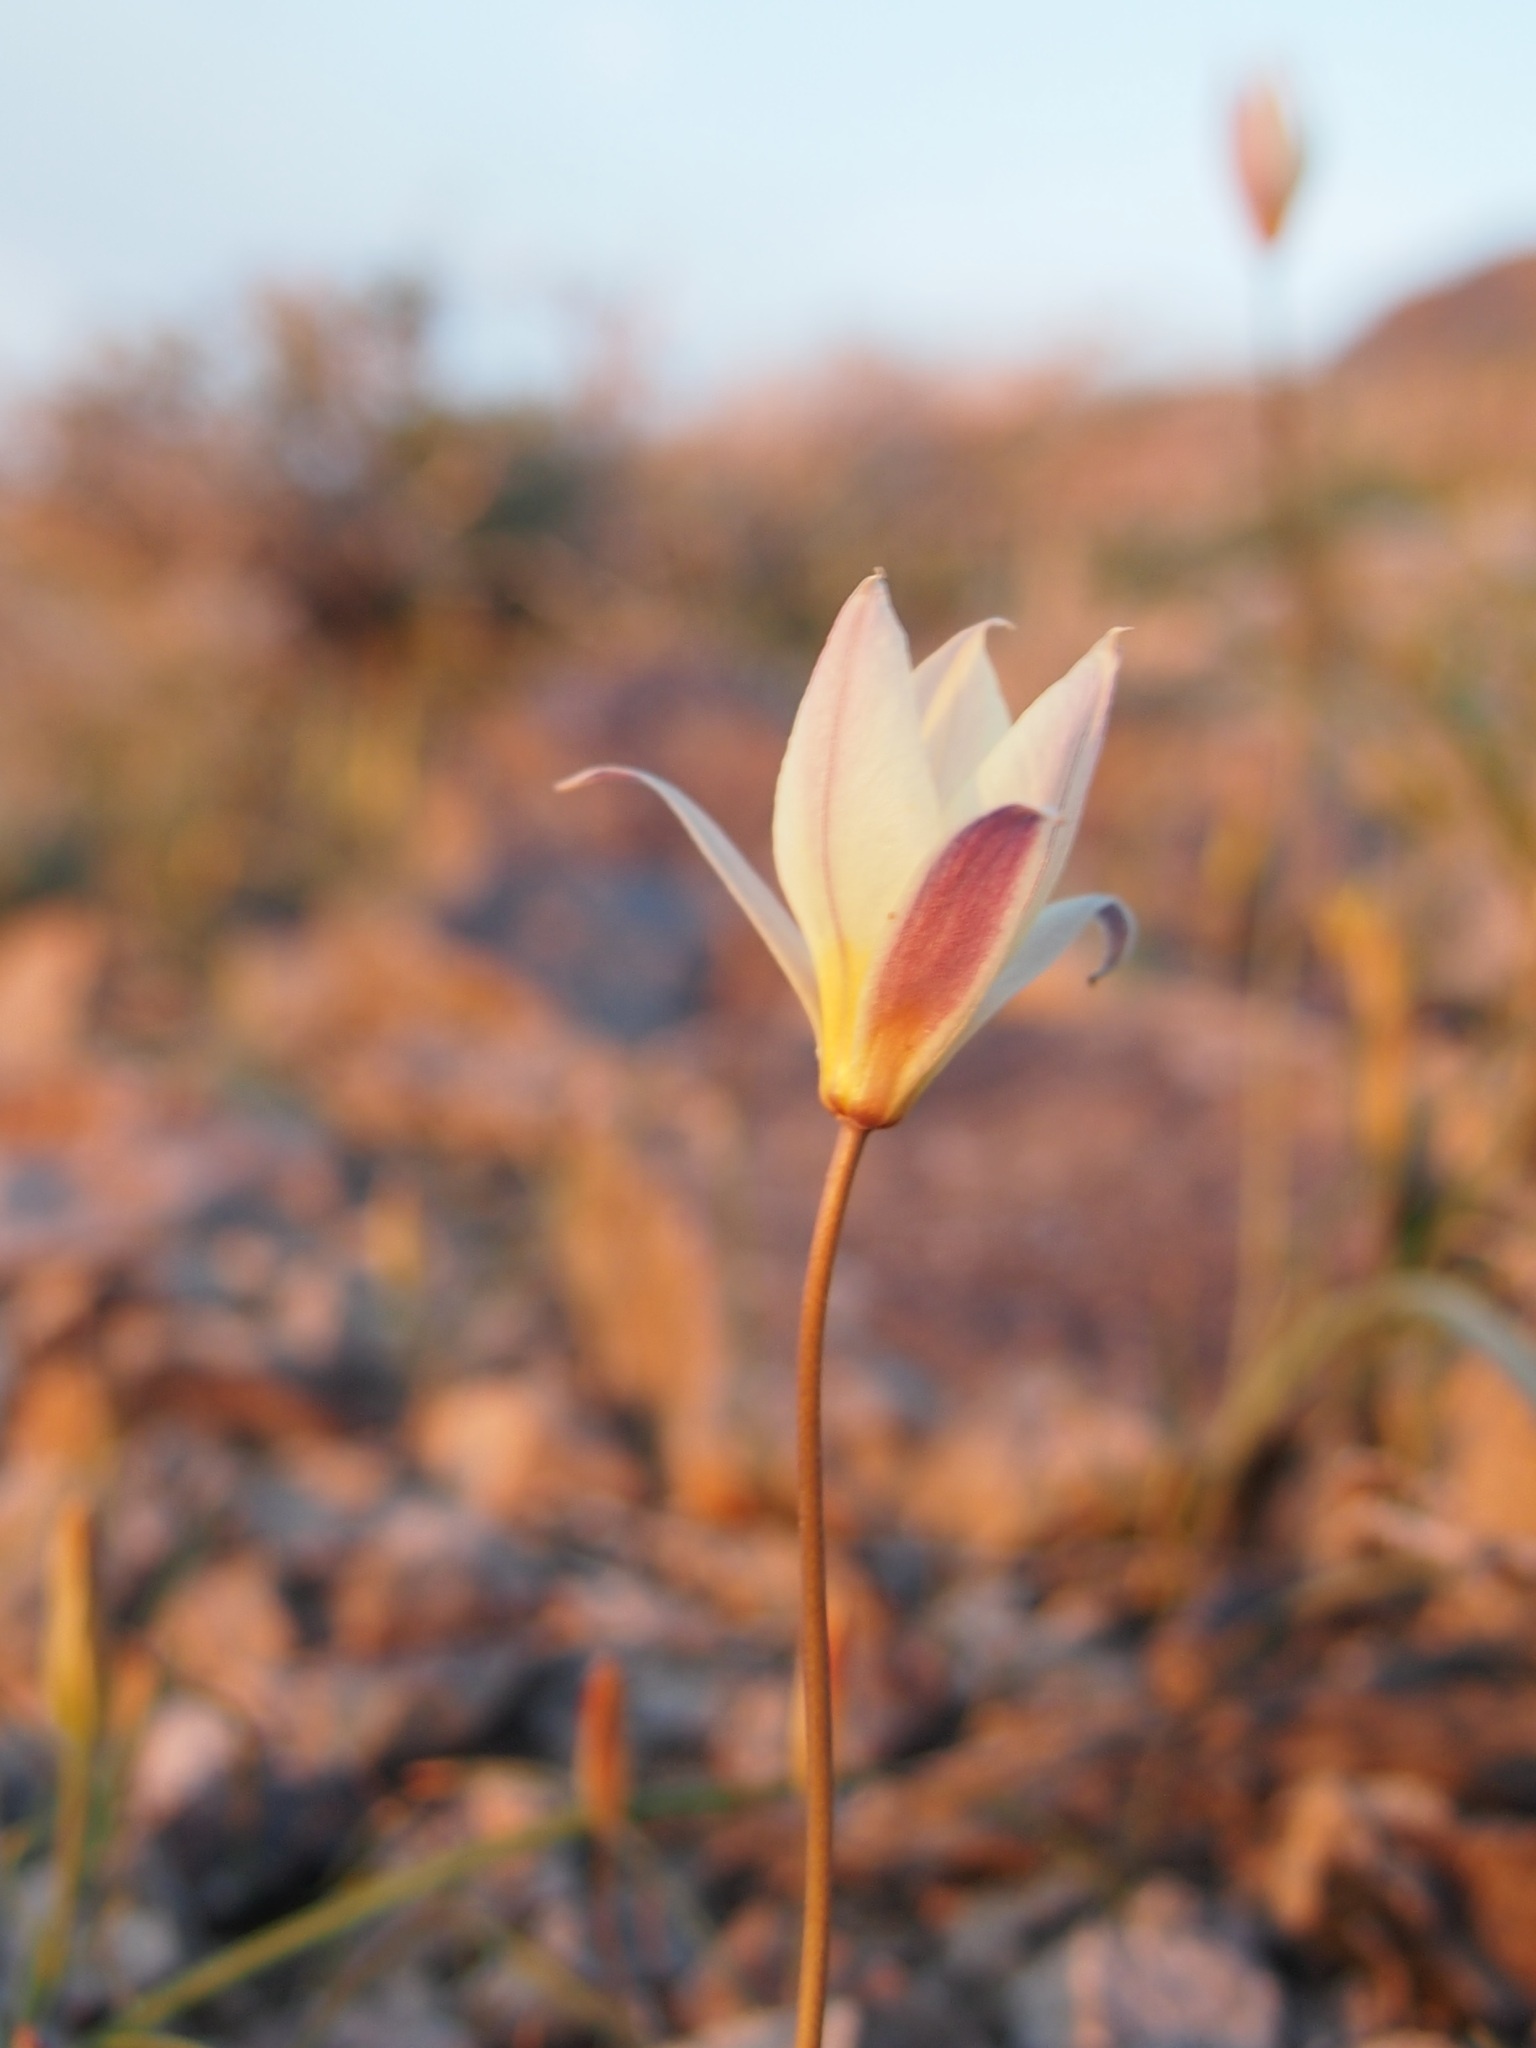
43;1498;100;1756
574;1654;630;1843
1232;77;1304;245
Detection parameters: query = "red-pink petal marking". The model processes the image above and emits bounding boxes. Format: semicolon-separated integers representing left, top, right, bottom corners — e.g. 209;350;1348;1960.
827;803;1046;1126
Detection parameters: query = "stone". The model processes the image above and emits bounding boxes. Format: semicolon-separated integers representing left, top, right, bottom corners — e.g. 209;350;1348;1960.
1435;1354;1536;1542
0;906;105;1081
928;1573;1109;1701
302;1970;473;2048
908;1369;1167;1557
666;2001;862;2048
1005;1880;1283;2048
860;1975;992;2048
410;1374;642;1527
95;1899;184;1990
330;1495;547;1657
708;1674;790;1790
154;1755;364;1937
281;1436;396;1515
459;1760;563;1840
129;1694;246;1827
943;1874;1099;1981
149;1552;297;1720
271;1645;535;1776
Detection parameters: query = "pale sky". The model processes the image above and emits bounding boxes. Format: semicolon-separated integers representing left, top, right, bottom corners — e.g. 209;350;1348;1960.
2;0;1533;403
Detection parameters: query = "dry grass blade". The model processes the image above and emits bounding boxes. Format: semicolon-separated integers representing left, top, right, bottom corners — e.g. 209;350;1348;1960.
1205;1270;1536;1482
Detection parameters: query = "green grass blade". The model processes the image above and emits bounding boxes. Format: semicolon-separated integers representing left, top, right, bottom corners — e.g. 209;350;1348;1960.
104;1811;580;2033
101;1770;784;2039
97;2032;211;2047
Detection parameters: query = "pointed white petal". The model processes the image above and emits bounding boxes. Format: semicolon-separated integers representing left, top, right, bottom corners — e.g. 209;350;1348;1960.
972;629;1124;898
968;893;1135;1038
557;766;819;1031
911;619;1012;813
772;575;944;1041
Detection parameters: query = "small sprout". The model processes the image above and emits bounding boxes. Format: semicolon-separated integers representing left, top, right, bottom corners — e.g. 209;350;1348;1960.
31;1496;104;2010
574;1654;631;1846
43;1496;100;1758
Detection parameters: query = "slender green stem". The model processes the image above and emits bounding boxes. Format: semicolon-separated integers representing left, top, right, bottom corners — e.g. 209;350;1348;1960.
28;1734;93;2013
793;1119;867;2048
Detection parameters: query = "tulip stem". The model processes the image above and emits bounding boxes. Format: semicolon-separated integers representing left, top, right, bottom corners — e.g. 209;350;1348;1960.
793;1116;868;2048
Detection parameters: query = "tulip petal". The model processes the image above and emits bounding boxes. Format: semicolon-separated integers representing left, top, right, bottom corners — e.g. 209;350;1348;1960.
911;619;1012;814
971;629;1123;898
824;803;1049;1127
557;766;819;1031
968;892;1135;1038
773;575;944;1046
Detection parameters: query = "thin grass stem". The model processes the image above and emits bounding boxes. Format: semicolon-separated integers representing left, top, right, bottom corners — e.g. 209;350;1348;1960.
102;1776;789;2039
105;1813;581;2034
27;1736;94;2013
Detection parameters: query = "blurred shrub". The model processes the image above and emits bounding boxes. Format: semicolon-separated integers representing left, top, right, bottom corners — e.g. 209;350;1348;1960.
0;282;633;942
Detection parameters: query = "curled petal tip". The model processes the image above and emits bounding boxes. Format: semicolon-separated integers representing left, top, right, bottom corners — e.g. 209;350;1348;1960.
1086;899;1136;984
554;766;610;794
953;614;1016;651
966;890;1135;1041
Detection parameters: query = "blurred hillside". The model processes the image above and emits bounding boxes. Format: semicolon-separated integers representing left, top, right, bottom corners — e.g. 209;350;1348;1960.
7;256;1536;984
7;255;1536;2043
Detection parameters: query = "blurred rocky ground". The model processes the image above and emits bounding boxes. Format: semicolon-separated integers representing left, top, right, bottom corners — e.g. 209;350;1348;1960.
4;257;1536;2043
